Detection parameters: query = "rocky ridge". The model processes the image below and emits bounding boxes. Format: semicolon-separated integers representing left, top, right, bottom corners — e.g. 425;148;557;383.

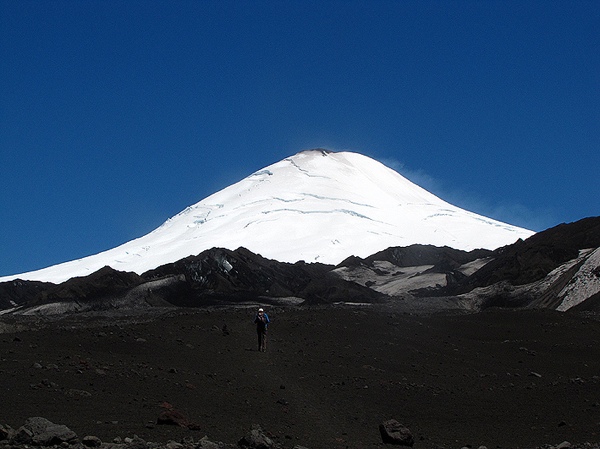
1;217;598;316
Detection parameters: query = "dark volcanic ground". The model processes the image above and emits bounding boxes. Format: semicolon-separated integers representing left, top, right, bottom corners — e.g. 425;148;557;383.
1;306;600;449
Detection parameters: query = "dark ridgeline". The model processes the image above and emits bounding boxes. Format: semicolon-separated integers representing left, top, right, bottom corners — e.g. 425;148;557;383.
0;216;599;314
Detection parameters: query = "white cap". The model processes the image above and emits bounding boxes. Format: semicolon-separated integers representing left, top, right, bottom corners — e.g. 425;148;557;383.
258;308;264;312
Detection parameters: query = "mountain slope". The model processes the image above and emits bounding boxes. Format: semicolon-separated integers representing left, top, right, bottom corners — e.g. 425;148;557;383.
446;216;600;294
1;218;597;316
1;150;534;284
331;217;600;312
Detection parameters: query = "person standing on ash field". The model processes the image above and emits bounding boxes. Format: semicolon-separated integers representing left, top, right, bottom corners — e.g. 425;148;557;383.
254;307;270;352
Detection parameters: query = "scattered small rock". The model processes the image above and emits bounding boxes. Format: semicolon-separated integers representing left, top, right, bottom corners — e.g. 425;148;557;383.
66;388;92;397
82;435;102;447
157;402;202;430
2;417;597;449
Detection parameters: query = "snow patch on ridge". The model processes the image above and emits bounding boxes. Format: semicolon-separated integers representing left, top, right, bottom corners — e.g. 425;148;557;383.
556;248;600;311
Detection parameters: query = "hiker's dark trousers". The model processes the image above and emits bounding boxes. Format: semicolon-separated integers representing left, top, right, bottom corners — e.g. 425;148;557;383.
257;329;267;351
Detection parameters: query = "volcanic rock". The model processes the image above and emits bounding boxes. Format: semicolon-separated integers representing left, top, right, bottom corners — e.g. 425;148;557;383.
13;417;78;446
237;425;276;449
379;419;414;446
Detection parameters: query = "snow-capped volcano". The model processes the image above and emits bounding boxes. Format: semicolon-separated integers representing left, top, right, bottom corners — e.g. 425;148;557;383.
1;150;534;284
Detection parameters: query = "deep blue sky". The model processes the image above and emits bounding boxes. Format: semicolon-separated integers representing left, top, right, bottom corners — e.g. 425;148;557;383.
1;1;598;277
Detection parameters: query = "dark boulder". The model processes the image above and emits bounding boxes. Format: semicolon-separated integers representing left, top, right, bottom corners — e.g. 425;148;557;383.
379;419;414;446
13;417;78;446
237;424;276;449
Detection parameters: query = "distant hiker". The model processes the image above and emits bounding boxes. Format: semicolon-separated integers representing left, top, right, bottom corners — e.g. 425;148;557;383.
254;307;270;352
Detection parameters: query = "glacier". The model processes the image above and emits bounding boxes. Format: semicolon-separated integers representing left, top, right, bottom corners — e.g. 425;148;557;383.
0;150;534;284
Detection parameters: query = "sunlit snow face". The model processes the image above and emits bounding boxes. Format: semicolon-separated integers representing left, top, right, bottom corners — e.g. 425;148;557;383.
0;151;534;284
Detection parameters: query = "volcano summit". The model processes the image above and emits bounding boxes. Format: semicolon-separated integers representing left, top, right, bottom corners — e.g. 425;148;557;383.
1;150;534;284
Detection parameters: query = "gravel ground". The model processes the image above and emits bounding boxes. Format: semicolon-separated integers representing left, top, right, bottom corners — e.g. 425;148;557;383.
1;305;600;449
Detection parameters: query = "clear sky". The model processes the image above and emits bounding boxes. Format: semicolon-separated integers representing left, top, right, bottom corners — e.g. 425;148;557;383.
1;1;598;277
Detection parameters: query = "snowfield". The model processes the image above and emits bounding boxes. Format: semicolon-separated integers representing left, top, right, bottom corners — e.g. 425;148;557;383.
0;150;534;284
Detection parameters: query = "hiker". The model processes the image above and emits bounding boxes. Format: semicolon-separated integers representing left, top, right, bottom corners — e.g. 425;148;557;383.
254;307;270;352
